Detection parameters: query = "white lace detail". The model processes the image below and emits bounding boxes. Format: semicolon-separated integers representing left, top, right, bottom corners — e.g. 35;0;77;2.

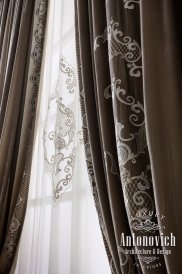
43;57;82;203
60;57;77;93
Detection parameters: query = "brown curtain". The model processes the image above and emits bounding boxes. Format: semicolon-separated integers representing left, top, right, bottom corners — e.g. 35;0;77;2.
141;1;182;273
0;0;48;273
75;0;181;273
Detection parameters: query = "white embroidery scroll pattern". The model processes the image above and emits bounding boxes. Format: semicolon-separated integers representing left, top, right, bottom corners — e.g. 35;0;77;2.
94;18;142;77
123;0;140;9
104;76;154;226
43;58;82;202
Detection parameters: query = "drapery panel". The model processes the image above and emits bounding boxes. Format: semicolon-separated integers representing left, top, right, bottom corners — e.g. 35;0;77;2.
0;0;48;272
75;0;181;274
14;0;110;273
141;1;182;273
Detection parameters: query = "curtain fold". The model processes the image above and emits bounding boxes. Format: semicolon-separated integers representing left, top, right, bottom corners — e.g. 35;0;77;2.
0;0;48;272
75;1;123;272
75;0;181;273
0;0;23;134
15;0;111;273
0;0;181;273
140;1;182;273
0;1;10;59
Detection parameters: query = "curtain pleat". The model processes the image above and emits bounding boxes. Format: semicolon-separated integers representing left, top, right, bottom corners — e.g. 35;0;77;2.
0;0;48;273
75;0;174;273
75;1;124;272
141;1;182;273
0;1;10;57
0;0;23;135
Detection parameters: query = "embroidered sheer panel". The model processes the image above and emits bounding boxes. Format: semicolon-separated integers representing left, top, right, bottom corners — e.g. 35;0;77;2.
14;0;110;273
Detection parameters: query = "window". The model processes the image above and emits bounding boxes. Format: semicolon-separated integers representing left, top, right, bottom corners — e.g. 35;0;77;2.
15;1;111;273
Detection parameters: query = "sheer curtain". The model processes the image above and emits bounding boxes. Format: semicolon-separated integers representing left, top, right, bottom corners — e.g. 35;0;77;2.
14;0;111;273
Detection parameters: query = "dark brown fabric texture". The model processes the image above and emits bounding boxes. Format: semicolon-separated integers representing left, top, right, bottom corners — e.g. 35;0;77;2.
141;1;182;273
0;0;48;273
75;0;181;273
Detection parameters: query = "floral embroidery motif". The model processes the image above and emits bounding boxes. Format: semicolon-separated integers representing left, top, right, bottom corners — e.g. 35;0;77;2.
43;111;75;202
56;98;75;148
115;121;146;166
94;18;142;77
123;0;140;9
43;57;82;202
16;194;23;207
105;72;159;268
9;217;21;233
120;167;154;218
60;57;77;93
115;123;153;223
105;77;144;127
104;75;154;227
115;119;154;222
4;238;16;258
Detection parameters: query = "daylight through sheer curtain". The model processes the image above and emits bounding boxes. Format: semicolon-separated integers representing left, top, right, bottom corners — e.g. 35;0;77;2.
14;0;110;273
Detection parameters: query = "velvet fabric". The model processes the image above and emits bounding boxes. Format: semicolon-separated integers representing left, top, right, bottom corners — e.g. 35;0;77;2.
0;0;48;272
75;0;182;273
